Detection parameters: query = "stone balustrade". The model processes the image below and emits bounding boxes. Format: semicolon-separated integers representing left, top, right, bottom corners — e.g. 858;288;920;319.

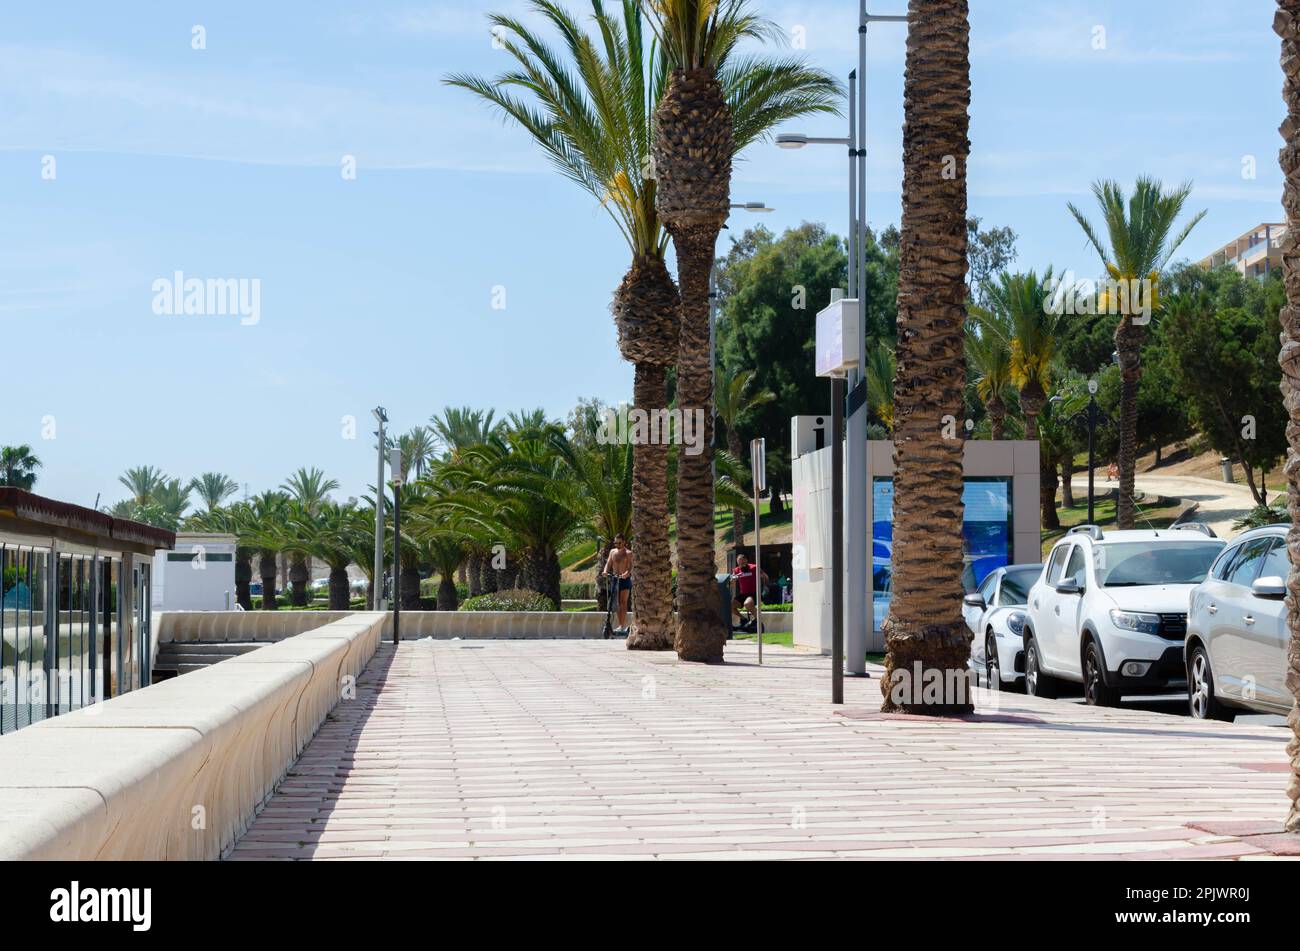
0;611;385;860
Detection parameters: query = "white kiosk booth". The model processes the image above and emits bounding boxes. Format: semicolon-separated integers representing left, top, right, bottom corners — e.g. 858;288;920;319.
152;532;238;612
792;436;1041;656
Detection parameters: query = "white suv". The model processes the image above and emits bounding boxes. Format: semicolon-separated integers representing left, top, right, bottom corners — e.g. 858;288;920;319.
1023;525;1225;705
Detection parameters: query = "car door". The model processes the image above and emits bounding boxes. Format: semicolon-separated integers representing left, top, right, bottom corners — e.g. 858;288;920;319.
1195;541;1243;696
1035;544;1075;672
1238;536;1290;711
1213;536;1274;701
1051;545;1088;677
964;570;999;639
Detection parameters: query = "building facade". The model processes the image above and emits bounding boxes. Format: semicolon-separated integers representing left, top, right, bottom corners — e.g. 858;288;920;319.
1197;223;1286;279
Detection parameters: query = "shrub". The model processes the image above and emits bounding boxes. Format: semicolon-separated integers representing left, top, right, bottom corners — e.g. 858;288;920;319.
459;589;556;612
560;582;594;601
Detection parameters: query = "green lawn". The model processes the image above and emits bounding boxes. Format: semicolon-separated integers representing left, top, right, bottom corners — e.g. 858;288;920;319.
732;630;794;647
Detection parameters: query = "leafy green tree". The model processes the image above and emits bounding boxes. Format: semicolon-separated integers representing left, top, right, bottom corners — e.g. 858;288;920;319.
1162;287;1287;504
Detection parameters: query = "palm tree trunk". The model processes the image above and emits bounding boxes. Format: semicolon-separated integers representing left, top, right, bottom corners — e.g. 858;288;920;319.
399;563;421;610
1274;0;1300;833
1020;382;1046;440
880;0;973;715
467;553;484;598
671;229;725;662
437;576;458;611
327;565;350;610
1041;463;1061;530
988;394;1006;440
259;552;278;610
289;553;309;607
1061;457;1075;508
235;547;253;610
1114;317;1145;529
628;364;674;650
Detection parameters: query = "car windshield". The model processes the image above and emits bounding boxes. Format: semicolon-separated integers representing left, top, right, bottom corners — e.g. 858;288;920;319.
998;568;1040;605
1095;541;1224;587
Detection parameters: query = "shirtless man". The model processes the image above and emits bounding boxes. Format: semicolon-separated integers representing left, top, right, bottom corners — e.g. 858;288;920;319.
602;534;634;634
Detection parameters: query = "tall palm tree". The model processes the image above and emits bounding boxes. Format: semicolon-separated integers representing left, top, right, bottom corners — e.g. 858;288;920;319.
1273;0;1300;834
864;343;896;434
394;427;437;481
188;472;239;511
118;465;168;506
965;313;1014;439
0;445;41;490
715;366;775;548
1068;178;1205;528
449;0;837;654
644;0;835;661
880;0;972;715
187;503;255;609
289;501;361;610
972;269;1062;438
429;406;500;460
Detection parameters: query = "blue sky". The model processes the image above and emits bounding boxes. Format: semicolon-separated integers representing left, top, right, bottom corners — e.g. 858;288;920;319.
0;0;1285;508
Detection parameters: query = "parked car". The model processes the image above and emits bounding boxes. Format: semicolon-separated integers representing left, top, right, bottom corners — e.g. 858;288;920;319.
1023;525;1225;705
963;563;1044;690
1185;524;1292;721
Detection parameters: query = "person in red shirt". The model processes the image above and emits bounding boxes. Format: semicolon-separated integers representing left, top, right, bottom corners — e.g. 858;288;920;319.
731;553;768;625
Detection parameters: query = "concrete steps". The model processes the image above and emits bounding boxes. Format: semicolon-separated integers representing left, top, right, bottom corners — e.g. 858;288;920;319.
153;641;264;679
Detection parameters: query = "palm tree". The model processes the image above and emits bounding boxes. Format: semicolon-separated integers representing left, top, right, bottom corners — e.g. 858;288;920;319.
972;269;1062;438
394;427;437;481
0;445;41;490
715;366;775;548
864;343;896;434
189;472;239;511
429;406;500;460
550;419;634;612
280;467;339;606
1067;178;1205;528
645;0;836;661
879;0;972;715
240;492;290;610
1273;0;1300;834
966;313;1014;439
289;501;361;610
118;465;168;506
449;0;837;655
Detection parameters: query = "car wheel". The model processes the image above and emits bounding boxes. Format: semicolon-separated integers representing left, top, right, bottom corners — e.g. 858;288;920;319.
984;634;1001;690
1082;640;1121;707
1023;634;1060;699
1188;643;1236;722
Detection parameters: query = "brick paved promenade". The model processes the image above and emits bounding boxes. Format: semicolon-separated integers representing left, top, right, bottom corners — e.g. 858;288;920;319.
230;640;1297;860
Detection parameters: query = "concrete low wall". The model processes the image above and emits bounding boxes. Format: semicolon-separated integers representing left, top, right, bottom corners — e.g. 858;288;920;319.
159;609;794;642
0;611;386;860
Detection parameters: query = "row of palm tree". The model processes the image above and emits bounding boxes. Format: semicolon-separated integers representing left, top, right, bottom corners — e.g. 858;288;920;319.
448;0;839;659
178;409;748;616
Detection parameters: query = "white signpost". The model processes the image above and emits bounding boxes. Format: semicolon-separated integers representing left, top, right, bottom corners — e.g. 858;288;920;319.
815;297;861;379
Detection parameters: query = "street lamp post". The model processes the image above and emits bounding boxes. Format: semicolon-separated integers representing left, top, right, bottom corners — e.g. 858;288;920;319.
372;407;387;611
389;447;403;645
1054;379;1107;526
776;8;907;694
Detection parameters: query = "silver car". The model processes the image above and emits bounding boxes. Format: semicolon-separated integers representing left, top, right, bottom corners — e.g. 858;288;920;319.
1185;524;1293;721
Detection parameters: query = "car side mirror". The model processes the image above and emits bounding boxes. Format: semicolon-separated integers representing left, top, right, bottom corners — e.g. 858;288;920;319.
1251;576;1286;599
1055;578;1082;595
962;592;986;608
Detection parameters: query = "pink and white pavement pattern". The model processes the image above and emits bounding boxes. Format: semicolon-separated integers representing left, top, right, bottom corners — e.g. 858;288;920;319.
229;640;1299;861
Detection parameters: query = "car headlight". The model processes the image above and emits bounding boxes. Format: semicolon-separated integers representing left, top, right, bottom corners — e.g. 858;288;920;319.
1109;609;1161;635
1006;611;1026;636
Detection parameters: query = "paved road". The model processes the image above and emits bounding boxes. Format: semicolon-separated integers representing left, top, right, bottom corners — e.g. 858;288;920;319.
1073;473;1261;539
231;641;1296;860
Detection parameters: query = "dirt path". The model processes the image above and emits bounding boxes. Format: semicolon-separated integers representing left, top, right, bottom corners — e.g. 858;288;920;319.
1074;473;1261;540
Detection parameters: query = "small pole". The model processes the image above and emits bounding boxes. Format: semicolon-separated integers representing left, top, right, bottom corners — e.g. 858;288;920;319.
1086;381;1098;525
750;437;767;665
389;447;403;646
